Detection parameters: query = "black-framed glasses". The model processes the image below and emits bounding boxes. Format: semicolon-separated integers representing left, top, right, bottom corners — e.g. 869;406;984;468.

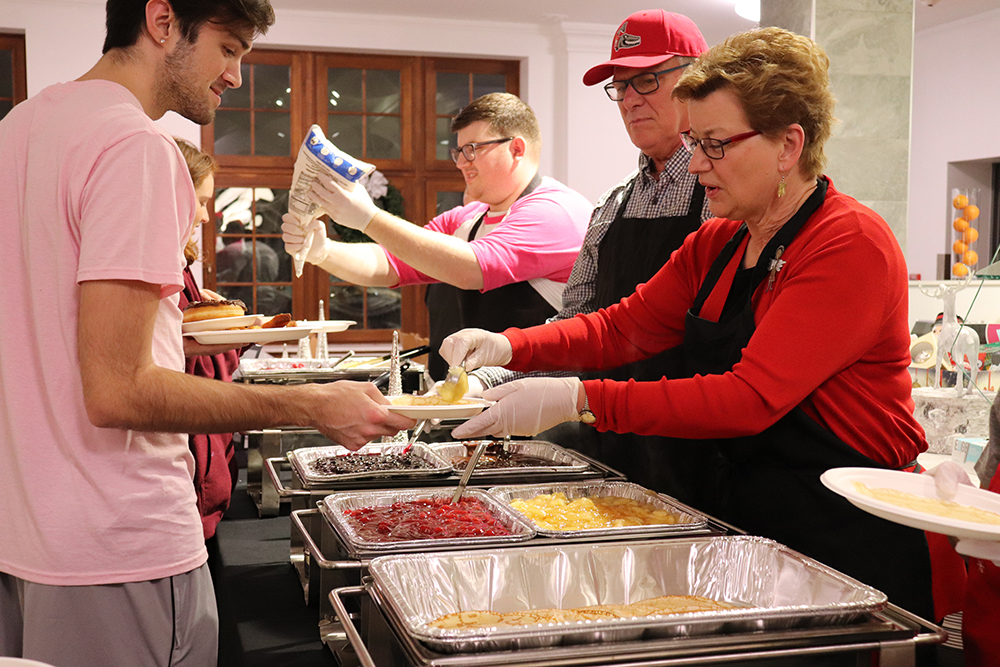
603;63;689;102
680;130;761;160
449;137;513;163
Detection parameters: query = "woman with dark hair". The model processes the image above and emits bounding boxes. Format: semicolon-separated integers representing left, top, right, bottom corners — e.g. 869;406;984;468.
443;27;935;621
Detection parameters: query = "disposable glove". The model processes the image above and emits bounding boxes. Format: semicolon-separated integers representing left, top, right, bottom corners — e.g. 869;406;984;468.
955;539;1000;566
281;213;329;265
925;460;974;500
451;377;582;439
310;174;379;232
440;328;512;371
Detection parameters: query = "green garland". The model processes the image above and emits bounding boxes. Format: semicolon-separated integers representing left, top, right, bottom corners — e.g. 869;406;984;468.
331;182;404;244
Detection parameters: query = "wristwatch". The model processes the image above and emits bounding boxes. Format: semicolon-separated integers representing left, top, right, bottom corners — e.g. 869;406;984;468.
579;392;597;425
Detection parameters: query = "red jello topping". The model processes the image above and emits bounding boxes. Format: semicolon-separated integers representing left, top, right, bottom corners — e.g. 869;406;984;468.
343;498;512;542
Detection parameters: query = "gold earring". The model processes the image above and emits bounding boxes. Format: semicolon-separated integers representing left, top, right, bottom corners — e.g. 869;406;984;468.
777;173;787;198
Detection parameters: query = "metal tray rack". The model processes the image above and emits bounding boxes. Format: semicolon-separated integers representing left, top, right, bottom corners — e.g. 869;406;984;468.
330;581;945;667
290;491;727;652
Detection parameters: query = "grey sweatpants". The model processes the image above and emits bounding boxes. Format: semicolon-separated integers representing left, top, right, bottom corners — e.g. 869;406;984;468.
0;563;217;667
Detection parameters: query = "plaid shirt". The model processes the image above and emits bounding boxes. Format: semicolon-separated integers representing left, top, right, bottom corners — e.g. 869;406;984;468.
473;149;713;389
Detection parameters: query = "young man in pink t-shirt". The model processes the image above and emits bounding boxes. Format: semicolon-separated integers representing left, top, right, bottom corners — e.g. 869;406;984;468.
0;2;413;665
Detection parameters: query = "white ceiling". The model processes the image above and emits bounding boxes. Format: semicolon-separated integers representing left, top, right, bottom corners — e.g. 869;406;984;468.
271;0;996;39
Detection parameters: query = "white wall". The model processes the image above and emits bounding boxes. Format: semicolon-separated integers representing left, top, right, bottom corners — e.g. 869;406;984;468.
909;9;1000;281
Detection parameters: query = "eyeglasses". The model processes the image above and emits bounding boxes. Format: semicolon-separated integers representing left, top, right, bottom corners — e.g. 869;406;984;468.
680;130;761;160
449;137;513;163
603;63;690;102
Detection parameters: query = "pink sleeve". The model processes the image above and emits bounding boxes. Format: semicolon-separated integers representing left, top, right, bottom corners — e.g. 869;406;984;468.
385;202;488;286
76;132;194;299
469;186;590;291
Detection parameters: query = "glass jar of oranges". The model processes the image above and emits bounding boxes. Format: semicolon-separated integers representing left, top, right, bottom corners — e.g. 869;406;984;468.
951;188;981;278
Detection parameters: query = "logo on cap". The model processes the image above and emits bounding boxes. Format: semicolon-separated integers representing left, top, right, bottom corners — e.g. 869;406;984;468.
613;22;641;52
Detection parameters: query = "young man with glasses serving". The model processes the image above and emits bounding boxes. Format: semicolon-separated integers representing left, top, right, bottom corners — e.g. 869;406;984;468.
282;92;591;378
468;10;715;497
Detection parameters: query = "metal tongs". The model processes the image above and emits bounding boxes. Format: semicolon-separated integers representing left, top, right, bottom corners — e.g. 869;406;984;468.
451;439;489;503
401;419;427;455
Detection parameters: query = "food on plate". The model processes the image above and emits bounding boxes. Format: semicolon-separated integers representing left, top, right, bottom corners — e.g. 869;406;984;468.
310;452;431;475
182;298;247;323
342;497;511;542
260;313;294;329
451;441;565;470
509;492;680;531
428;595;736;629
853;482;1000;525
391;395;475;407
437;365;469;403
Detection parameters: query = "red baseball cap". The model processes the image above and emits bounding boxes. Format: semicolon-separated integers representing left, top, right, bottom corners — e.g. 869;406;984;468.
583;10;708;86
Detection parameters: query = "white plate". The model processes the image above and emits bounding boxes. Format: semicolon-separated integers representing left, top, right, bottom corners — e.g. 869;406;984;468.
821;467;1000;541
183;327;311;346
295;320;355;333
386;397;492;420
181;314;262;333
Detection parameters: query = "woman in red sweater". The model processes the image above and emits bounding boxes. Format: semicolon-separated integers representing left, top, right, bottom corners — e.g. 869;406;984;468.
443;28;934;621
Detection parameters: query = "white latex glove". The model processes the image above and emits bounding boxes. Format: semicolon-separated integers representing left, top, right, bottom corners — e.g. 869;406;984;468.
955;539;1000;566
310;174;379;232
924;460;974;500
281;213;329;265
440;328;512;371
451;377;582;439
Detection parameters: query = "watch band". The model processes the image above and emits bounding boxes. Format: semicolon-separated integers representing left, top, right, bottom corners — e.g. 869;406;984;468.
579;392;597;425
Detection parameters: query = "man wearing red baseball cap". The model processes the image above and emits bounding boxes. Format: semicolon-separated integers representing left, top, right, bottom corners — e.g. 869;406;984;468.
469;10;715;502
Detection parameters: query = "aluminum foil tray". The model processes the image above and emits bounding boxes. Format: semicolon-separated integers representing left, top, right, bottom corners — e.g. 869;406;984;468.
488;482;707;538
320;488;536;558
289;443;453;485
430;441;590;476
368;536;888;654
239;357;387;377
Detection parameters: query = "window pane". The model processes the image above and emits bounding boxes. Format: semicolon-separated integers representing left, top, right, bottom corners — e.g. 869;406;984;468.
215;187;253;235
0;100;11;121
214;110;252;155
367;115;400;160
436;72;468;115
328;284;364;324
257;285;292;317
260;236;293;282
437;190;465;215
254;189;287;235
436;117;455;161
254;63;290;110
473;73;506;100
328;68;362;112
327;114;363;158
216;235;254;285
254;111;290;156
366;69;400;114
0;50;11;98
366;287;401;329
221;63;252;108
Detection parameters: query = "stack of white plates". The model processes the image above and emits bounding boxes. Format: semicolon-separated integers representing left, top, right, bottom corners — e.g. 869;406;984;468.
937;611;964;666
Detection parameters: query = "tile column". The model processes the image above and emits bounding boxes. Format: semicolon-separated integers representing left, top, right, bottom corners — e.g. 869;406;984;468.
761;0;914;251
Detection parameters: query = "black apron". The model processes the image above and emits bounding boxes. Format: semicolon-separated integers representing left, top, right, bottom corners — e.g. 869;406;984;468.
425;175;553;380
678;178;933;620
542;178;708;495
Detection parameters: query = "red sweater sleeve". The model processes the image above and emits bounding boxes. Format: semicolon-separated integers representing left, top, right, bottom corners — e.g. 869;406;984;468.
504;184;924;468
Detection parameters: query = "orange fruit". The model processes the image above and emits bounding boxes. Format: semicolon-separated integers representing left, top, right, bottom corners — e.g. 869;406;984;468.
963;250;979;265
963;227;979;244
964;205;980;221
954;217;970;232
954;194;969;209
953;262;970;277
954;240;969;254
